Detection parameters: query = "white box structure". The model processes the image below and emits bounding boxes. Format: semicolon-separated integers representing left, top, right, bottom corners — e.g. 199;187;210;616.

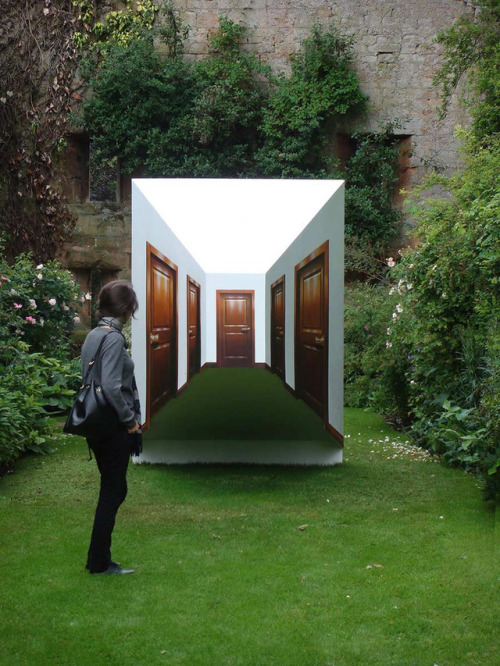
131;178;344;465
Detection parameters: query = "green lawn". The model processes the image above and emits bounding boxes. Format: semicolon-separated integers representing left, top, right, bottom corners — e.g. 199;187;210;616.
0;409;497;666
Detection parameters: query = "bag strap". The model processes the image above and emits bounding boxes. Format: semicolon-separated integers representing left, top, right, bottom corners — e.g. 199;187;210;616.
82;331;115;386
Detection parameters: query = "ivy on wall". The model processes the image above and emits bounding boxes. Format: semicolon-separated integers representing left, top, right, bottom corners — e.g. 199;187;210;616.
0;0;160;263
80;9;403;262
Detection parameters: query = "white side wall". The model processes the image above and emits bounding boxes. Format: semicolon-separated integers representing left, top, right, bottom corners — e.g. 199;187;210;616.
205;274;265;364
265;184;344;447
131;183;206;415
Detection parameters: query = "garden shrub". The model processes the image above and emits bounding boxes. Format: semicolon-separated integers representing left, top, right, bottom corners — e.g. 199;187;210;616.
382;132;500;499
342;124;404;254
344;283;393;408
256;24;367;177
0;249;84;472
82;15;401;258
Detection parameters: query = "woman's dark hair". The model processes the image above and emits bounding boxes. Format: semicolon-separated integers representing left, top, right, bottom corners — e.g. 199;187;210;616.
95;280;139;320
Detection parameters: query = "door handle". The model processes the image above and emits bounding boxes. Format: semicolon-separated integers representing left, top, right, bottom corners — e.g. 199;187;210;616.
150;333;160;342
314;336;325;344
241;327;250;333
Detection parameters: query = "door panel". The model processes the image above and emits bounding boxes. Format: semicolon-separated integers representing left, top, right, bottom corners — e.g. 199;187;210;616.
271;277;285;379
217;291;254;367
295;244;328;418
188;277;201;380
147;244;177;424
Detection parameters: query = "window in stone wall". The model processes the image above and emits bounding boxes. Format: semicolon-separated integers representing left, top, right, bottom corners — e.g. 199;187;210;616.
89;140;118;202
335;133;414;206
60;133;90;203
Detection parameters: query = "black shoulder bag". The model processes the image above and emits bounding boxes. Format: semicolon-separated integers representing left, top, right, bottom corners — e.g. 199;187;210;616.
63;331;120;439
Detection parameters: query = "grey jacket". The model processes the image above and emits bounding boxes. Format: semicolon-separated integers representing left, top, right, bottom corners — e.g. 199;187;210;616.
81;325;138;429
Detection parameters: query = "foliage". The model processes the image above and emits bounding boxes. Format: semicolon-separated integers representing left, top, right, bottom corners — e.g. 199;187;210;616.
344;283;394;409
0;1;82;262
0;250;85;358
433;0;500;142
0;0;163;262
382;132;500;499
147;17;270;177
82;20;369;177
0;248;84;470
256;24;367;177
72;0;159;53
82;17;400;250
342;123;404;252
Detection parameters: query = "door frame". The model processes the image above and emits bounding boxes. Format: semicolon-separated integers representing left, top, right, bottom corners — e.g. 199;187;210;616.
294;240;329;422
145;241;178;430
270;275;285;380
216;290;255;368
187;275;201;381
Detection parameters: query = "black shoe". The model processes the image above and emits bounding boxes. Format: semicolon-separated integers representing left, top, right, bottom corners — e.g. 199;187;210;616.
92;562;134;575
86;561;120;570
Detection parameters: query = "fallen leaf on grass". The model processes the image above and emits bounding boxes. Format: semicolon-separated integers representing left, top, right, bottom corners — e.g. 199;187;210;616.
297;524;309;531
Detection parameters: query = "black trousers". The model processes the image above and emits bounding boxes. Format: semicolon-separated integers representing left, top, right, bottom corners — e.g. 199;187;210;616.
86;428;131;573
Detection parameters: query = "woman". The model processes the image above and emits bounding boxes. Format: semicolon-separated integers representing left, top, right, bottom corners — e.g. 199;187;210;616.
81;280;142;575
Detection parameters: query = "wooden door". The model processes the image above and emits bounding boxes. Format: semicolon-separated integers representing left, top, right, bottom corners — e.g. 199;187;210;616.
295;242;329;418
147;243;177;424
217;291;254;367
271;276;285;380
187;276;201;380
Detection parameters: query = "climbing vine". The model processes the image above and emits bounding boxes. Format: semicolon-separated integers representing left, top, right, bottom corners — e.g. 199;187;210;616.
0;0;161;263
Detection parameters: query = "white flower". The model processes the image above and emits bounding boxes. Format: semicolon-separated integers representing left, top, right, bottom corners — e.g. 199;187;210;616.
0;98;6;104
36;264;44;269
84;292;92;300
407;283;413;290
62;303;69;311
387;257;395;267
409;263;414;269
392;312;398;321
73;316;80;324
80;295;86;303
29;298;37;309
396;304;403;313
386;341;393;348
39;318;44;327
9;288;18;296
389;287;396;296
441;292;447;299
386;328;391;335
48;298;56;307
37;273;43;280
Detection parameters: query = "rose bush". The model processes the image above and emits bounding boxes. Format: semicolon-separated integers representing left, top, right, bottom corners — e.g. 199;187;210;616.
0;247;84;471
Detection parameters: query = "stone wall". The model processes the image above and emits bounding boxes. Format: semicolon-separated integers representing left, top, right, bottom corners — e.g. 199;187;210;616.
178;0;472;177
59;0;473;306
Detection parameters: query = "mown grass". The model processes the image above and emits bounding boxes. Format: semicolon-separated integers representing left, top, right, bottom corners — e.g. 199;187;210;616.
0;409;497;666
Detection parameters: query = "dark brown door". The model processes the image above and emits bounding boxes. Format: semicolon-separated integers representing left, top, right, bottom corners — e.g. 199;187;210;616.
217;291;254;367
187;276;201;380
295;242;329;418
147;243;177;424
271;276;285;380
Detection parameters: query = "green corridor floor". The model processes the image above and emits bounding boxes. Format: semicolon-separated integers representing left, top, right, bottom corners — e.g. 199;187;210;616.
143;368;334;442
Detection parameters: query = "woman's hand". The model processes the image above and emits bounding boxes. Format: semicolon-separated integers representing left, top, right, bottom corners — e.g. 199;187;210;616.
127;421;140;434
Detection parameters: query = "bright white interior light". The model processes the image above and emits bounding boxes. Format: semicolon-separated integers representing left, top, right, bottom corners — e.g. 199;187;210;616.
134;179;343;273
